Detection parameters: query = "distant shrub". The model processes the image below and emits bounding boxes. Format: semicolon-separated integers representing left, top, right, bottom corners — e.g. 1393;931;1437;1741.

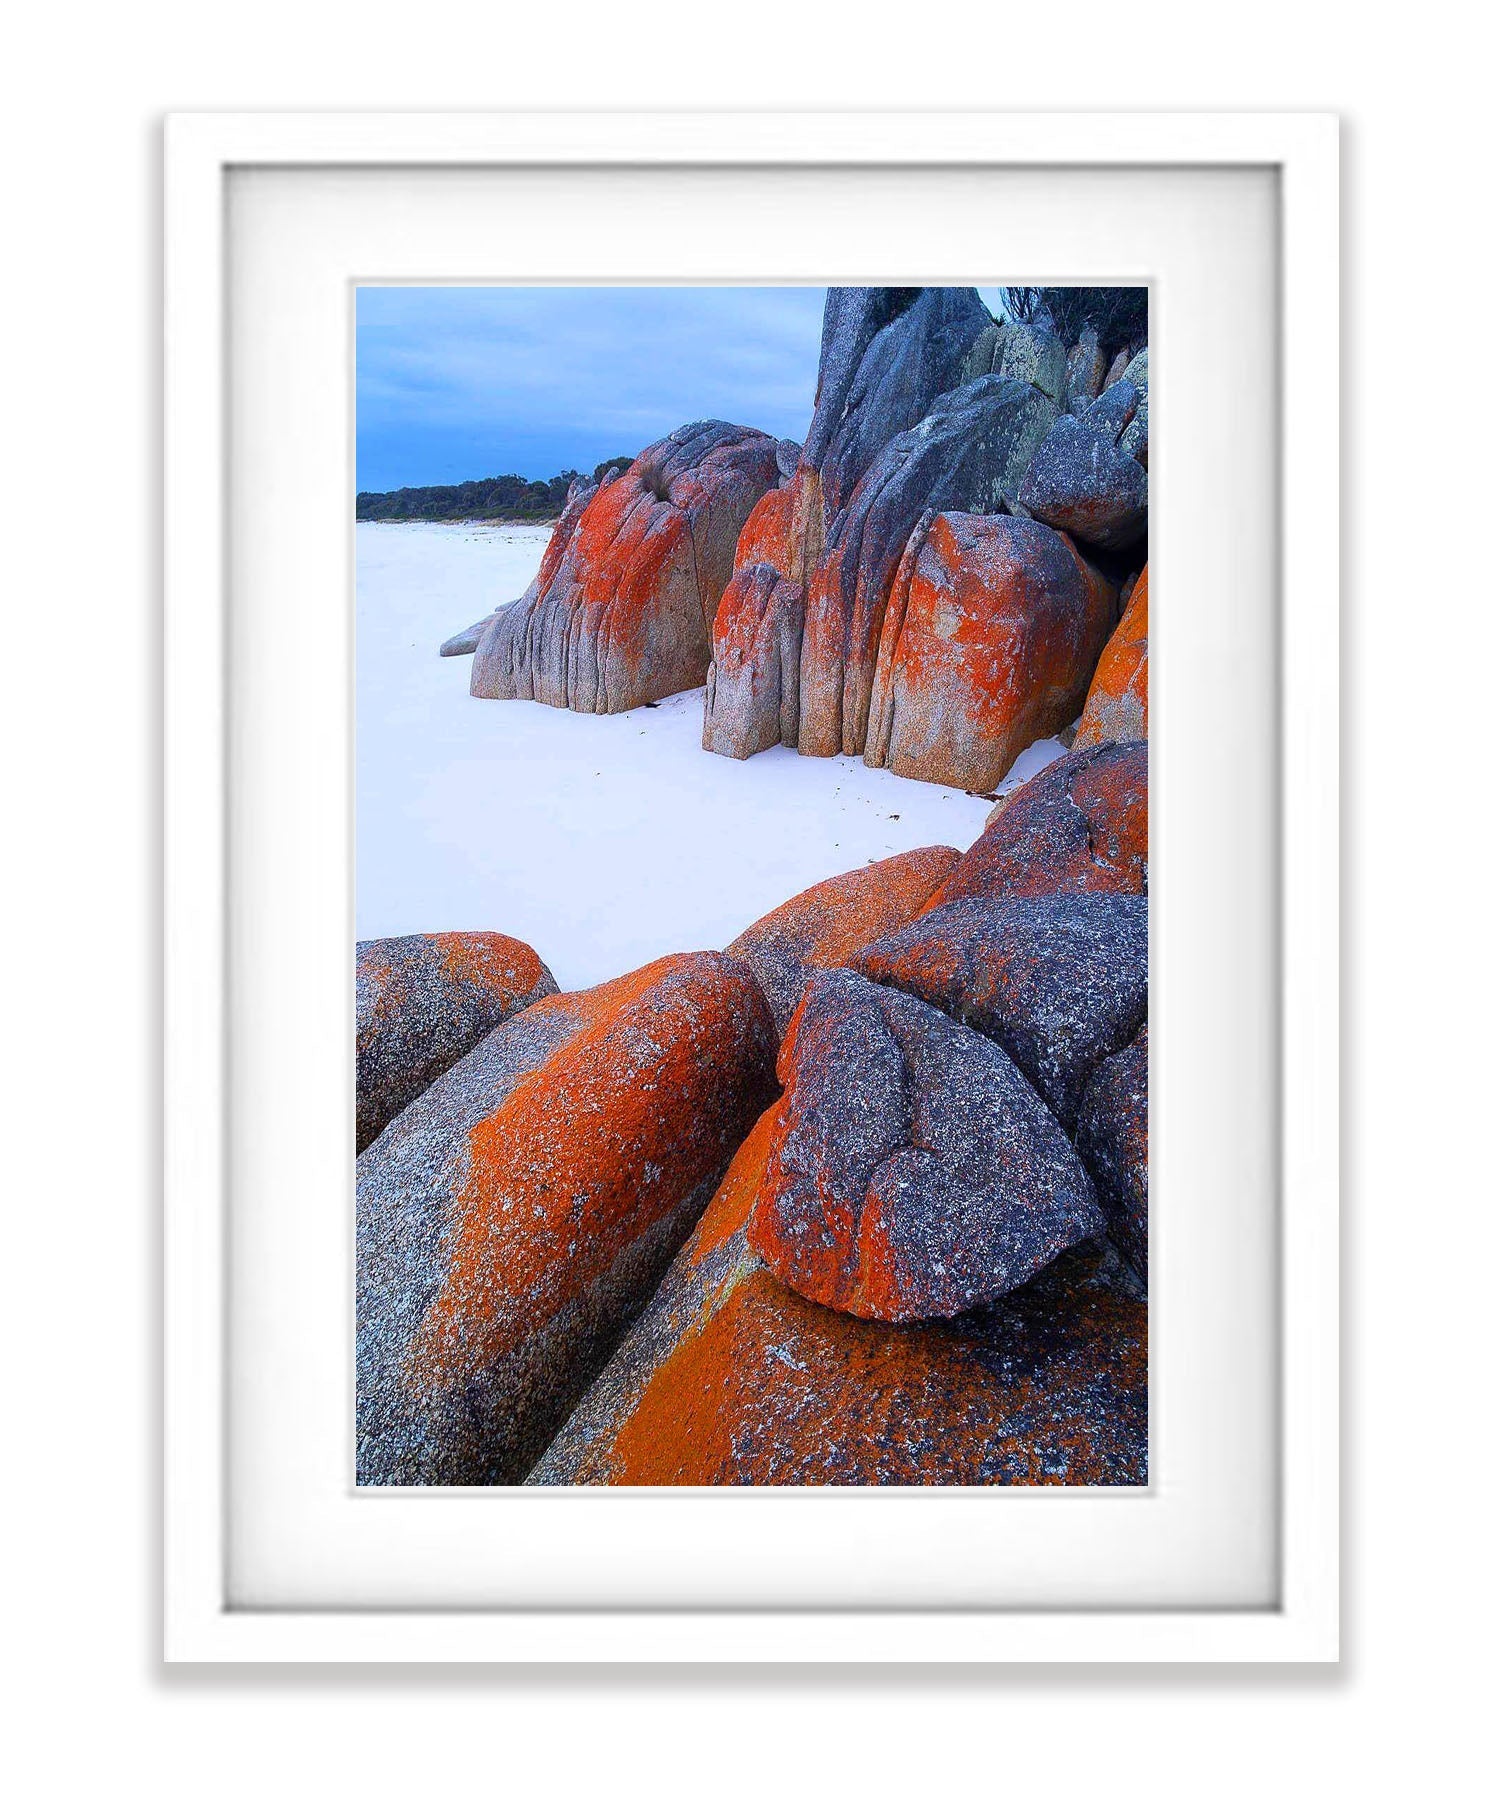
355;461;631;523
1000;287;1148;361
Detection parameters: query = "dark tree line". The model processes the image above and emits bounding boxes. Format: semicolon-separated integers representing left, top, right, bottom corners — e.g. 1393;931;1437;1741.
1000;287;1148;362
356;456;634;522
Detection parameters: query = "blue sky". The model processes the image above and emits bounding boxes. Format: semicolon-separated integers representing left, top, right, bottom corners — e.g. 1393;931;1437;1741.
356;286;837;493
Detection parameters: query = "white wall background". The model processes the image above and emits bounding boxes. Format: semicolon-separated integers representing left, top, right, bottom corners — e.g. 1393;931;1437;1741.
2;5;1492;1792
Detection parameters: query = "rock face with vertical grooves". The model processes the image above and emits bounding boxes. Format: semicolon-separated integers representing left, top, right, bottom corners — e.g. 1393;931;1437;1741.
797;378;1059;759
745;969;1103;1322
725;846;961;1036
803;286;993;513
930;741;1149;908
355;932;558;1152
864;510;1116;793
528;1109;1146;1486
701;465;823;756
1075;564;1149;748
355;952;778;1484
701;563;807;759
468;421;779;713
853;893;1147;1130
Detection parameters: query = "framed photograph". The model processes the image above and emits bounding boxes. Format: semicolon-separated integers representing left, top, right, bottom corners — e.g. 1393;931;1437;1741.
164;111;1338;1662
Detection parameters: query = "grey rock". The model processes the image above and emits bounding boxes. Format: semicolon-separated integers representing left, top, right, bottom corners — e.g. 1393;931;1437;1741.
775;437;803;479
1018;392;1148;552
1064;324;1107;410
804;287;994;513
1077;1024;1149;1284
746;969;1104;1322
1119;390;1148;468
964;318;1069;406
355;931;558;1152
853;893;1148;1129
439;614;497;657
1081;378;1140;442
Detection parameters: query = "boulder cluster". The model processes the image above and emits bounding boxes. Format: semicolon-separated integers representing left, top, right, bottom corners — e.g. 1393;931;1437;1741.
444;285;1148;795
356;745;1150;1486
365;285;1151;1484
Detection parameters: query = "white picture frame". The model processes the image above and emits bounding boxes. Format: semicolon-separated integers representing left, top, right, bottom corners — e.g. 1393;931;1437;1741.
164;111;1338;1663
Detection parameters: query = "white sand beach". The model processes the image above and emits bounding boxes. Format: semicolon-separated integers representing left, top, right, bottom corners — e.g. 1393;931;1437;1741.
356;520;1064;990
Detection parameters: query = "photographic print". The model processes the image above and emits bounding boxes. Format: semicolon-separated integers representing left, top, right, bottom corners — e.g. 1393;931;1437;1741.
354;284;1148;1487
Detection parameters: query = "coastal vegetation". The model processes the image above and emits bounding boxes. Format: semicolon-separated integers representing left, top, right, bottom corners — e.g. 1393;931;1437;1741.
356;456;632;522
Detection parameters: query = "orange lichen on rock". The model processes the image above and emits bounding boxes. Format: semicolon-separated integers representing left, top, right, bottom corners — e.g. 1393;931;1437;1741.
701;563;806;758
411;954;773;1379
725;845;960;1034
470;421;779;714
745;970;1102;1322
865;511;1117;793
702;468;826;757
356;951;778;1484
1074;564;1148;749
731;465;826;588
925;740;1148;909
528;1113;1145;1487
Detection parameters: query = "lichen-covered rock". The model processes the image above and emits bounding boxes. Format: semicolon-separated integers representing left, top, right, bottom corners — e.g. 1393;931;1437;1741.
1119;389;1148;468
864;510;1117;792
928;740;1148;907
1064;324;1107;410
469;421;779;713
854;893;1147;1129
1077;1025;1148;1284
799;377;1059;758
746;970;1102;1322
528;1109;1146;1486
731;464;826;586
726;845;960;1035
1075;564;1149;749
1080;377;1139;442
355;952;778;1484
701;465;825;756
701;564;805;758
355;932;558;1152
962;318;1070;406
1018;381;1148;551
804;287;993;513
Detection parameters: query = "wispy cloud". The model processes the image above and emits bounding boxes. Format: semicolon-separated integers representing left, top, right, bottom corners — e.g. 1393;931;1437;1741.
356;286;830;491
